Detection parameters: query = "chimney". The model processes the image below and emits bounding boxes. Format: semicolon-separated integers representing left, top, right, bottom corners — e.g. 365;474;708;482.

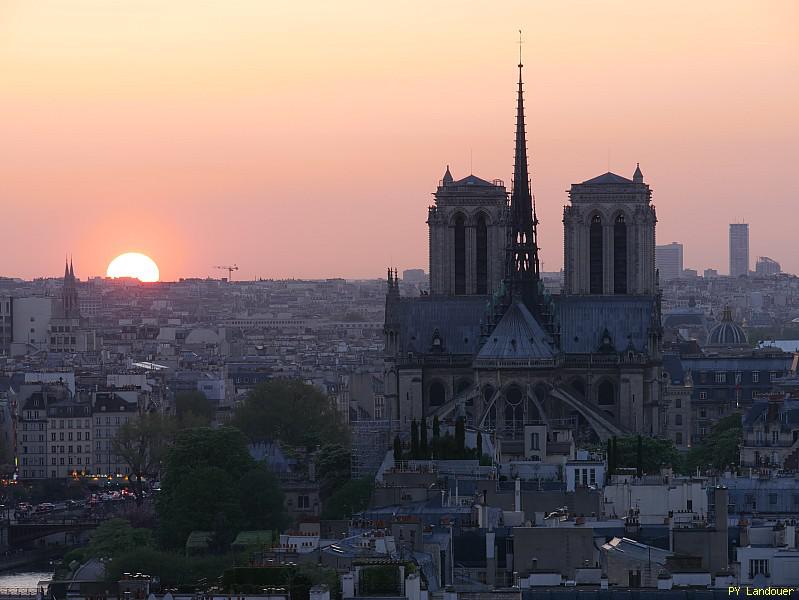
515;478;521;513
485;531;496;587
341;573;355;599
715;486;728;534
405;573;421;600
657;572;674;590
739;518;750;547
310;585;331;600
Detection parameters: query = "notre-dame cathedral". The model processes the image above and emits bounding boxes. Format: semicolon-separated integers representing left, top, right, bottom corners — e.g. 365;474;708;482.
383;61;664;448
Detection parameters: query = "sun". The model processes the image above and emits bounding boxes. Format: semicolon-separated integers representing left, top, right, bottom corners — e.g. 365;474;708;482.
107;252;160;282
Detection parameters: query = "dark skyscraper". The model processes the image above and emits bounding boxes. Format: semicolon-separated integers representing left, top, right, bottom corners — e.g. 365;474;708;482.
729;223;749;277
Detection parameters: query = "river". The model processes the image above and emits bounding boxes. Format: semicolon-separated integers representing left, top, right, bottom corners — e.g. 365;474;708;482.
0;569;53;590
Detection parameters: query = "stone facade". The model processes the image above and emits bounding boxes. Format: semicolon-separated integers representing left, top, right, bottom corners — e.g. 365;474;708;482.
563;167;657;296
428;170;508;296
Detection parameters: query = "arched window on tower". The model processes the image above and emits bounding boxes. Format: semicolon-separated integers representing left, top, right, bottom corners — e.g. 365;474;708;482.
454;214;466;295
590;214;603;294
614;213;628;294
476;214;488;294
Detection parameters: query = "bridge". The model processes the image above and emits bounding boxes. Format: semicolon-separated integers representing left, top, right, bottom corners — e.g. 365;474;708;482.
8;518;101;547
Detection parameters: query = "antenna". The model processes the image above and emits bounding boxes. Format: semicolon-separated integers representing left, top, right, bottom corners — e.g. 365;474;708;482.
518;29;523;66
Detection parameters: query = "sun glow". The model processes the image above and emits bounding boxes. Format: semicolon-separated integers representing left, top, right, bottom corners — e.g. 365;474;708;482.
107;252;160;282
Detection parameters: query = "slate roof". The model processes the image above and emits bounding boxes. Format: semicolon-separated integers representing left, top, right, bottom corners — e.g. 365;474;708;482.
556;296;656;354
450;174;496;187
580;172;634;185
93;391;137;413
394;296;487;355
662;353;686;385
477;301;554;360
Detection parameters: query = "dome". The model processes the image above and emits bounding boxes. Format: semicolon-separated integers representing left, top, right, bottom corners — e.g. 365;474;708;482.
707;307;747;347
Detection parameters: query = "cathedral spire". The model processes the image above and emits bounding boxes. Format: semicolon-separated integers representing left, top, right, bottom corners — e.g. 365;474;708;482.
504;39;541;309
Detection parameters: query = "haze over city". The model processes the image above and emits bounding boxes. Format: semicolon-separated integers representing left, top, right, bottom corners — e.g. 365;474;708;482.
1;0;798;281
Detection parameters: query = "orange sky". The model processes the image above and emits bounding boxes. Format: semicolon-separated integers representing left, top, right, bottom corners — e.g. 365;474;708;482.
1;0;798;281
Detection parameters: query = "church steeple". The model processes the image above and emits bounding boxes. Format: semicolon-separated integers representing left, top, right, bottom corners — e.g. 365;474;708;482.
504;49;541;309
62;256;79;318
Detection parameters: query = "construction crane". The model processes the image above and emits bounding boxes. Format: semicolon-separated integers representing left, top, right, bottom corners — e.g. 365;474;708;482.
214;264;239;281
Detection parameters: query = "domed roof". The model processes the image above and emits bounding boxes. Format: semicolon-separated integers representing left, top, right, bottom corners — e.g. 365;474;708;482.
707;307;748;347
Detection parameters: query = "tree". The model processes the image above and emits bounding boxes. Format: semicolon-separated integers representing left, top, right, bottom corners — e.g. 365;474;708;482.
606;438;614;475
477;431;483;456
321;478;373;519
393;436;402;462
315;444;350;499
455;417;465;454
232;380;349;449
410;420;419;459
432;415;440;439
612;436;680;475
156;427;282;548
237;465;287;531
85;518;154;560
113;413;175;505
420;419;428;456
636;435;643;477
175;391;215;428
683;413;743;474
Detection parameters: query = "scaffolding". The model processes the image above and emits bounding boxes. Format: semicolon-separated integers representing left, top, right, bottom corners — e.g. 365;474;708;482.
350;419;398;480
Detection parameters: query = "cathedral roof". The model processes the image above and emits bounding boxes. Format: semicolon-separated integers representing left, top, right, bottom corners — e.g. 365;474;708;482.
393;296;487;355
580;172;634;185
450;174;495;187
557;295;657;354
476;301;554;360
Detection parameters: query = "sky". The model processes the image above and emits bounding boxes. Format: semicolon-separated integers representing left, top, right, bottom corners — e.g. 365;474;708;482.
1;0;798;282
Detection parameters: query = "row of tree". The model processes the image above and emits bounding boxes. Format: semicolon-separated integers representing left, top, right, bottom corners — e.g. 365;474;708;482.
394;416;487;462
604;414;743;476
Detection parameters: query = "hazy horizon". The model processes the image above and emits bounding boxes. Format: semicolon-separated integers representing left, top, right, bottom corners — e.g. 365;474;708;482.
2;0;798;281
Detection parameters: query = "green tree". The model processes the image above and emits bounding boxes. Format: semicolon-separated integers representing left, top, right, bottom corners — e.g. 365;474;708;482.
410;420;419;459
455;417;465;455
432;415;440;439
85;518;154;560
420;419;428;456
175;391;215;428
393;436;402;462
636;435;643;477
683;413;743;473
315;444;351;498
113;413;175;505
232;380;349;449
156;427;282;548
237;465;287;531
321;478;373;519
477;431;483;456
612;436;680;475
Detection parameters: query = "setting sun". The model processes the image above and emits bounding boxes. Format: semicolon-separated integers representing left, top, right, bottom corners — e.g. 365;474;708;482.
107;252;160;282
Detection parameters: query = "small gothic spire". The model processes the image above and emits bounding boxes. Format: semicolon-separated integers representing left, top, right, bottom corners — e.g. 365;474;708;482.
442;165;453;185
69;257;75;279
633;163;643;184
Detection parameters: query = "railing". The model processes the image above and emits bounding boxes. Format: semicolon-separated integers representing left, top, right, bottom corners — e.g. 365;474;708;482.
0;589;39;598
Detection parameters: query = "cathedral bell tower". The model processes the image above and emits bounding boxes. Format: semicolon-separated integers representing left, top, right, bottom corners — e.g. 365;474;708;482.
562;164;657;296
